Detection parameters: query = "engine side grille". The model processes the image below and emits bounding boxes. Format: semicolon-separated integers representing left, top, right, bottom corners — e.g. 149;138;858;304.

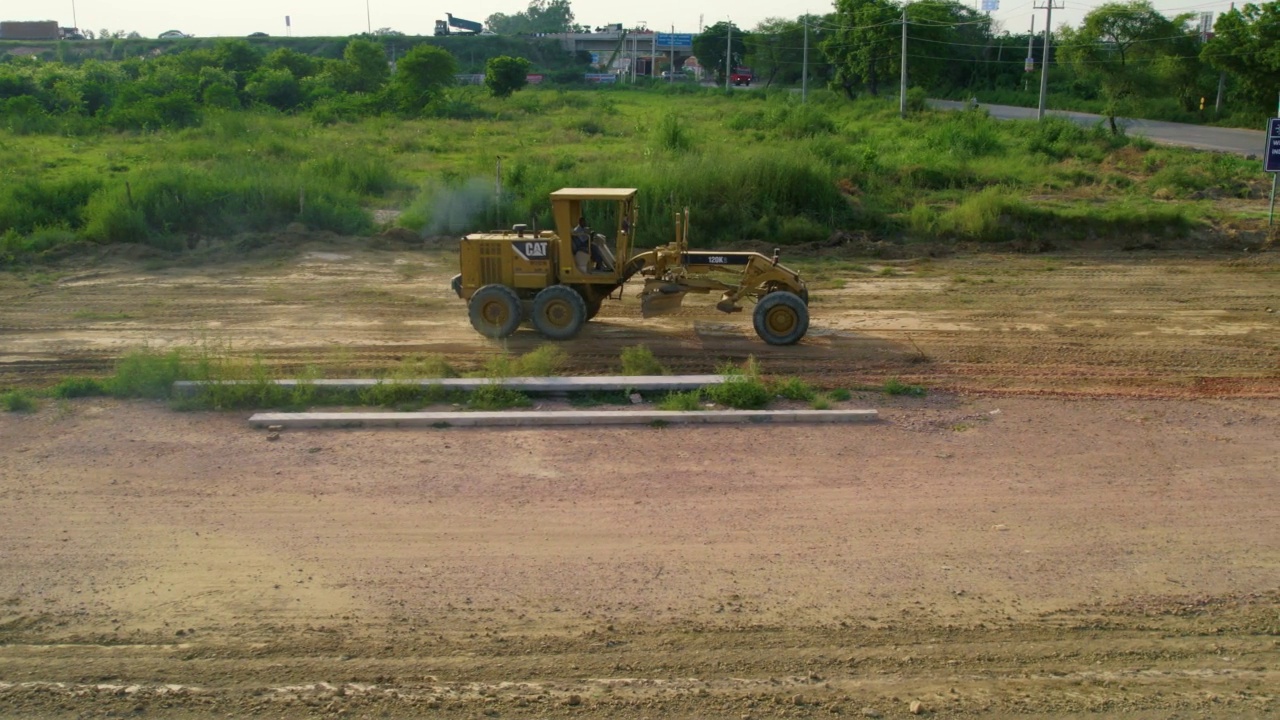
479;244;503;285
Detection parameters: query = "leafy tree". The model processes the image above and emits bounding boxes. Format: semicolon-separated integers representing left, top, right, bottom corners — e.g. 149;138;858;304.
263;48;320;79
485;55;531;97
213;39;263;74
392;44;457;111
1202;2;1280;114
1058;1;1195;132
486;0;575;34
335;39;389;93
246;69;304;110
747;18;805;88
374;28;405;36
693;22;747;85
823;0;899;97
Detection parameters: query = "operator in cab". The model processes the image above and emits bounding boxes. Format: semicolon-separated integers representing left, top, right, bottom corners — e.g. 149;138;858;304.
572;216;614;272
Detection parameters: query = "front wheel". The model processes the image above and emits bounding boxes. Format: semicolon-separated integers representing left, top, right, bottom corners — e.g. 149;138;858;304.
753;291;809;346
532;285;588;340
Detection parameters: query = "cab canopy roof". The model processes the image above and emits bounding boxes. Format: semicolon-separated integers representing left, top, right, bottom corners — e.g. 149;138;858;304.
550;188;637;200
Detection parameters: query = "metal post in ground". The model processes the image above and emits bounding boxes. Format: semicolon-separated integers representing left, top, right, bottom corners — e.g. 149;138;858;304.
726;22;732;91
1270;174;1277;228
802;15;809;103
899;3;908;119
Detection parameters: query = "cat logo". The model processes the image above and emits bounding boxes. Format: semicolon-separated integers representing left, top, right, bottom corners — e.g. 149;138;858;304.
513;241;549;261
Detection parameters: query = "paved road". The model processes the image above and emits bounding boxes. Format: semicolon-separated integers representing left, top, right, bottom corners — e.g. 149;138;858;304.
931;99;1266;157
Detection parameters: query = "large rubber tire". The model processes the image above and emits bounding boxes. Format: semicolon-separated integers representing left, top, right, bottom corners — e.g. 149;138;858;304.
468;284;522;339
531;285;588;340
753;291;809;346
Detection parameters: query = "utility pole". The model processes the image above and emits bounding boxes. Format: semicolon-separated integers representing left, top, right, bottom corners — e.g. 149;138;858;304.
1214;3;1233;116
1034;0;1062;120
366;0;372;34
802;15;809;103
71;0;78;31
1024;15;1035;92
726;21;732;91
900;3;908;119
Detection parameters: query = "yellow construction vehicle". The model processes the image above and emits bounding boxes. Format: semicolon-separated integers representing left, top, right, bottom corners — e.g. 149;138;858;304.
451;188;810;345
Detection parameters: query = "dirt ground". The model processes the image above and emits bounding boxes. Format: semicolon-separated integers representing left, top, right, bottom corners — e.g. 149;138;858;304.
0;244;1276;396
1;246;1278;718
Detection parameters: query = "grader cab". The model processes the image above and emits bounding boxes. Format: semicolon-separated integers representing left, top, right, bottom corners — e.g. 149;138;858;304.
451;188;811;345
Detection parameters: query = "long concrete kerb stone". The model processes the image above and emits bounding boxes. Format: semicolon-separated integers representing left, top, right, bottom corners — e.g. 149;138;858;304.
174;375;730;397
248;409;879;429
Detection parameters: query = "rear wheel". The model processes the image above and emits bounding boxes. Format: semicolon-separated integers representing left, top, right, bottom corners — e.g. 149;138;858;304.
753;291;809;345
532;285;588;340
468;284;522;339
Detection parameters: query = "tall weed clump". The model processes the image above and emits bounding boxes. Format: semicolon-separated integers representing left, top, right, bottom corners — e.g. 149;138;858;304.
80;163;371;245
0;177;103;235
654;112;693;152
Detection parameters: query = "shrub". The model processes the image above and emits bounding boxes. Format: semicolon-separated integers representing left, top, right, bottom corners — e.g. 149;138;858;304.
657;390;702;411
654;112;693;152
706;360;770;409
620;345;667;376
0;177;103;235
1;390;37;412
468;384;531;410
109;349;190;399
810;395;832;410
52;377;109;398
884;378;926;397
485;56;531;98
514;345;566;376
771;376;815;401
829;388;852;401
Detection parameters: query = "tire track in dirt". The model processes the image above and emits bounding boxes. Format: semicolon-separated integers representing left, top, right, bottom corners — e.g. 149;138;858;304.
1;251;1276;396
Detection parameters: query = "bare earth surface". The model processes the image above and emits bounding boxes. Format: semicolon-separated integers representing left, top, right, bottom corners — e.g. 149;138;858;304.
0;246;1276;396
1;248;1279;718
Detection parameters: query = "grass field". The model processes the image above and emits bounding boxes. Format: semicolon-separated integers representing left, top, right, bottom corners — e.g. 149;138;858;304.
1;85;1271;263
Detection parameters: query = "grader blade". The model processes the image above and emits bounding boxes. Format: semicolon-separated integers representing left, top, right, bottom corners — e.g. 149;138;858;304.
640;289;688;318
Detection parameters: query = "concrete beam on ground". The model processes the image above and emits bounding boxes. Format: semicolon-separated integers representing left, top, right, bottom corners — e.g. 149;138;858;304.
249;409;879;429
174;375;730;397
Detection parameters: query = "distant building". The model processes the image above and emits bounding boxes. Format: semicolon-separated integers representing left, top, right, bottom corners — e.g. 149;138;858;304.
0;20;61;40
158;30;188;39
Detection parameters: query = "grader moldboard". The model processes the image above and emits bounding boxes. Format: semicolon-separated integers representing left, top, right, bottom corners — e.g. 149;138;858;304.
450;188;811;345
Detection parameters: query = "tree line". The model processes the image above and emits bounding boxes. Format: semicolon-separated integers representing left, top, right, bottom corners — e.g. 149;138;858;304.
696;0;1280;125
0;37;552;132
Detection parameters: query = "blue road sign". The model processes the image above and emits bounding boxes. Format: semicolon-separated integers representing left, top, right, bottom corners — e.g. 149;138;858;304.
1266;118;1280;173
656;33;694;48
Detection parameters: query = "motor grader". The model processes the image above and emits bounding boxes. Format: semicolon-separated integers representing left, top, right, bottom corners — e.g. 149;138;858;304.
450;188;811;345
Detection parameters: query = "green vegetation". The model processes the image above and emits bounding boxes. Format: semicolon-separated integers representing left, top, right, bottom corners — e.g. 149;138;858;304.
0;69;1256;265
810;395;833;410
1;390;37;412
829;388;853;401
883;378;927;397
657;391;703;411
620;345;667;376
771;376;817;401
478;345;566;377
485;56;533;98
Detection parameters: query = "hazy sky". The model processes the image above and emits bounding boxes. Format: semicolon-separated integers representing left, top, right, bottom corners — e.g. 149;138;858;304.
12;0;1242;40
